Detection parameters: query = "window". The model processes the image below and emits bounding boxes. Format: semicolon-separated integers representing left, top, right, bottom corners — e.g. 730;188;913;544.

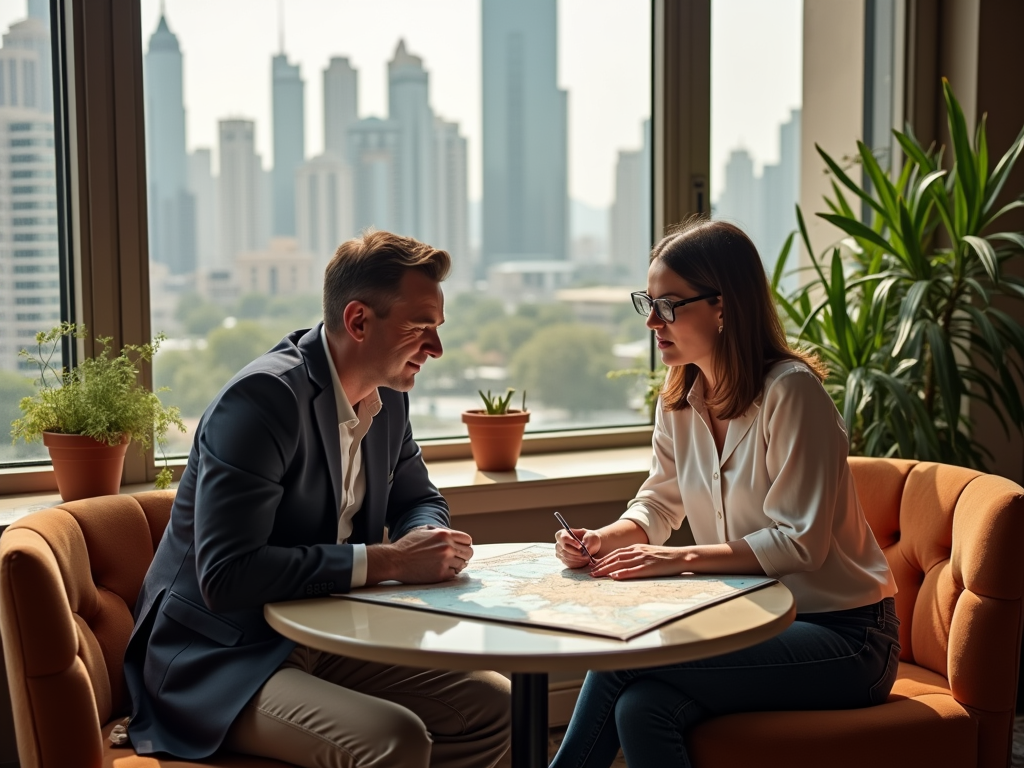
0;2;67;467
141;0;653;455
0;1;919;491
710;0;803;288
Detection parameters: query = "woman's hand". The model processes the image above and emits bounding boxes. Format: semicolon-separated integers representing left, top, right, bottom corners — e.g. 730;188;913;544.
588;544;686;580
555;527;602;569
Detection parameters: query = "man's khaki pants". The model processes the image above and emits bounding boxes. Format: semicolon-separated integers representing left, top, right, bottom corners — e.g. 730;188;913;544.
223;645;512;768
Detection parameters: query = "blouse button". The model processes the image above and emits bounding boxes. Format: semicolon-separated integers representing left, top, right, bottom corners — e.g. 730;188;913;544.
713;472;719;480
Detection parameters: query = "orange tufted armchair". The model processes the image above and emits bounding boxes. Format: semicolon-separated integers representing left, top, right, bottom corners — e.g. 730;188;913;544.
0;491;292;768
687;457;1024;768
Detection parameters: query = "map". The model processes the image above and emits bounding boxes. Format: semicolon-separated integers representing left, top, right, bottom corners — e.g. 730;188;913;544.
338;544;775;640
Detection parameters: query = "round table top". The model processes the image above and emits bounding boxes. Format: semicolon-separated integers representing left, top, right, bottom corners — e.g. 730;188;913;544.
265;543;796;673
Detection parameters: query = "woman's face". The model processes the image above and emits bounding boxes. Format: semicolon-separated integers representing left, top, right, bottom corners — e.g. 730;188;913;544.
644;258;723;371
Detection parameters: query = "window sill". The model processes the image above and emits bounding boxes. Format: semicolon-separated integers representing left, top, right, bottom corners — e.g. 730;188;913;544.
428;445;652;517
0;435;654;529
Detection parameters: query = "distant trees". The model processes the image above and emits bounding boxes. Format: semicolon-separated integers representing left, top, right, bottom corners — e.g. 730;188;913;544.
0;369;41;460
152;288;636;445
511;324;629;414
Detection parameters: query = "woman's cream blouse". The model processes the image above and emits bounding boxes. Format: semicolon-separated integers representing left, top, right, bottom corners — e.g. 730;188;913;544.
621;360;897;613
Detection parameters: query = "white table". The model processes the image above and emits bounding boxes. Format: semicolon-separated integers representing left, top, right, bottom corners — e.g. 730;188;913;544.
265;543;795;768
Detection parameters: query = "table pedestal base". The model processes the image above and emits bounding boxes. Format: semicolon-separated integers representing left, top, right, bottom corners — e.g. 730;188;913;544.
511;672;549;768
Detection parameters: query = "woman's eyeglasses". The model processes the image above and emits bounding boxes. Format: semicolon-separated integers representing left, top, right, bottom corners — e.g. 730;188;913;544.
630;291;721;323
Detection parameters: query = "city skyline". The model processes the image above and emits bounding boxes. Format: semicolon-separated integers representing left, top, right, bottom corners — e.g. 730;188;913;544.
129;0;651;211
0;0;801;211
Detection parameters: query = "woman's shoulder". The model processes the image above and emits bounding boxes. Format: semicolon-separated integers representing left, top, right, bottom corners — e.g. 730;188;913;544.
760;359;830;407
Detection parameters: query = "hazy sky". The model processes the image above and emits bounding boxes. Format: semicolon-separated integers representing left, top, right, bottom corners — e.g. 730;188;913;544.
0;0;802;209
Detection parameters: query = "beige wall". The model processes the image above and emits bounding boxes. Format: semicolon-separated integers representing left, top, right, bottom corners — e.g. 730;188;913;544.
911;0;1024;483
964;0;1024;484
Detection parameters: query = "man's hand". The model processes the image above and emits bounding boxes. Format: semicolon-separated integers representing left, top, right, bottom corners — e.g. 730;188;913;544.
554;527;602;569
365;526;474;585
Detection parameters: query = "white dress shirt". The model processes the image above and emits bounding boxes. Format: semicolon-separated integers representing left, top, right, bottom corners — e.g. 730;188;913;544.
320;326;382;589
621;359;897;613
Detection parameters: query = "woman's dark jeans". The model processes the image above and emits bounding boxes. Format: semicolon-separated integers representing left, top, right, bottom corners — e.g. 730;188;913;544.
549;597;900;768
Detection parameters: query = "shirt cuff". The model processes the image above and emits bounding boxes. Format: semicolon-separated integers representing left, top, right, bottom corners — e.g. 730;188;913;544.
350;543;368;589
742;530;782;579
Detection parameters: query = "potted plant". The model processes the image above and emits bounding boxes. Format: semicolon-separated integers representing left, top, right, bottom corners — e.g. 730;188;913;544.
10;323;186;501
772;79;1024;469
461;388;530;472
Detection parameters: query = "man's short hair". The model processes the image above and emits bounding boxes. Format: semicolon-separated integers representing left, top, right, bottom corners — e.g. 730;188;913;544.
323;229;451;332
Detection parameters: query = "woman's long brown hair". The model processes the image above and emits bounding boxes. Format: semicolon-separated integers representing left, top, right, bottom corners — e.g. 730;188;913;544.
655;218;826;418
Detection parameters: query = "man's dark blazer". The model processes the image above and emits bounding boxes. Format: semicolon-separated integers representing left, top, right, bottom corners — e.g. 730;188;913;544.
123;324;449;759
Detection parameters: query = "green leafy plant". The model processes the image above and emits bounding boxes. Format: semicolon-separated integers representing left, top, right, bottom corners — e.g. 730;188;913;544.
773;78;1024;468
477;388;526;415
10;323;187;488
607;365;667;421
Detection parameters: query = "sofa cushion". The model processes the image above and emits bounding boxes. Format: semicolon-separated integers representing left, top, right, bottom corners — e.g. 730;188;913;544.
687;691;976;768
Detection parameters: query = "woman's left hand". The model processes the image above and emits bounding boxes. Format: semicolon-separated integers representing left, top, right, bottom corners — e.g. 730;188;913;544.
589;545;686;580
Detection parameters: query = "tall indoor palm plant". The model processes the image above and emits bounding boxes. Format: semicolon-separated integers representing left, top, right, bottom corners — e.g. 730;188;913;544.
773;79;1024;468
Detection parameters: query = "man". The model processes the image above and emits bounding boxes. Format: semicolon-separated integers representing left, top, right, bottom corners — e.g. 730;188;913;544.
124;231;511;768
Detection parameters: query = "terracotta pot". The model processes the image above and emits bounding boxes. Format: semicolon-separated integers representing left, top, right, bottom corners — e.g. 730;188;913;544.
461;410;530;472
43;432;130;502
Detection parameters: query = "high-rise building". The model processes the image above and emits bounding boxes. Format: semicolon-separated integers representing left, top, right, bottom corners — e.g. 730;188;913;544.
433;118;470;287
716;147;762;246
0;12;58;373
296;153;354;271
609;119;652;285
482;0;568;269
143;11;196;275
610;149;644;282
271;52;304;236
348;117;400;233
388;40;435;242
1;9;50;112
714;109;801;280
760;108;801;274
187;148;217;272
218;119;260;271
323;57;358;161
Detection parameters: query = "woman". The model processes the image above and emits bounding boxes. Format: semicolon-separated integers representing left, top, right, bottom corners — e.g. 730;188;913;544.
550;219;899;768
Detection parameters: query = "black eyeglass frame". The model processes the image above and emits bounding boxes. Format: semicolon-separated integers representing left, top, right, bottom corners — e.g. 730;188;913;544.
630;291;722;323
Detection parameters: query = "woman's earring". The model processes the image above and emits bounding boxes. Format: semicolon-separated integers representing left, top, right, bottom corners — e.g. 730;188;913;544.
718;324;724;334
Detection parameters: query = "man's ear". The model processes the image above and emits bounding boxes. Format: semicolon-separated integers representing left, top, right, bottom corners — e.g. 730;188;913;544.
342;300;371;343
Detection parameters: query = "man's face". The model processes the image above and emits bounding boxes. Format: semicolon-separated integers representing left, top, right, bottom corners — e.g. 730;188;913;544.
364;270;444;392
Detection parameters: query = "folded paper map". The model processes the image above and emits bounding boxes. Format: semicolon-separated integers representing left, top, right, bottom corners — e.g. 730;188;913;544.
336;543;775;640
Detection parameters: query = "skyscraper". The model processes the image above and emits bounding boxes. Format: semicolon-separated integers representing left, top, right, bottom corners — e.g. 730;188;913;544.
0;12;58;373
323;56;358;161
143;11;196;275
388;40;435;242
296;153;354;270
714;109;801;279
482;0;568;269
609;118;652;284
760;108;801;275
348;117;400;233
716;147;762;245
271;51;304;236
187;148;217;272
218;119;260;270
433;118;470;286
610;149;644;281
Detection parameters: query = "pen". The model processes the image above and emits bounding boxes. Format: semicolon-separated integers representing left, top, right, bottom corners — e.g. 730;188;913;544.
554;511;596;564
